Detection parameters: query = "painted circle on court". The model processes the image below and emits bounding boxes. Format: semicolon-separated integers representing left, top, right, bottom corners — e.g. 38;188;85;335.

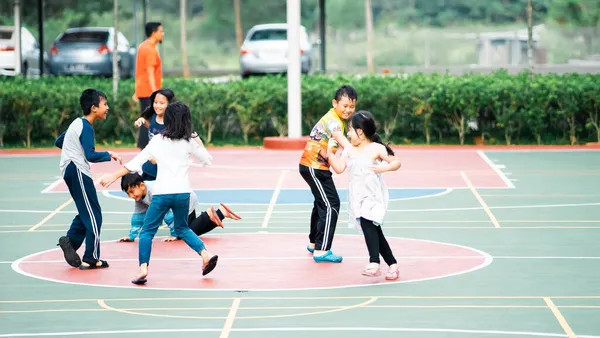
12;233;492;291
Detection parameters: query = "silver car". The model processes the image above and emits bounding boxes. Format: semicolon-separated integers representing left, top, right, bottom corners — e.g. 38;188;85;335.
0;26;46;77
240;23;312;78
47;27;135;78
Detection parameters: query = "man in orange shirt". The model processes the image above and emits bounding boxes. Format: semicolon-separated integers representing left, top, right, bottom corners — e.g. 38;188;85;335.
133;22;164;149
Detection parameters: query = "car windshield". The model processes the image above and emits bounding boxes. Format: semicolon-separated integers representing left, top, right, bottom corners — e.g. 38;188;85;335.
250;29;287;41
59;31;108;43
0;31;13;40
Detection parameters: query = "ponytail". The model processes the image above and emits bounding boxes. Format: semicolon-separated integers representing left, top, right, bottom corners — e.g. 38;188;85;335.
371;133;394;156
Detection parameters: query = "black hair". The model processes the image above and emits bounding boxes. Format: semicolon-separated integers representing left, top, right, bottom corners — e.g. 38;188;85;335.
334;85;358;102
141;88;176;120
145;22;162;38
79;88;107;116
162;101;193;140
350;110;394;155
120;172;144;192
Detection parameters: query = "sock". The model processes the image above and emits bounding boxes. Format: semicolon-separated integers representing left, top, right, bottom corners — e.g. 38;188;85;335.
216;209;224;220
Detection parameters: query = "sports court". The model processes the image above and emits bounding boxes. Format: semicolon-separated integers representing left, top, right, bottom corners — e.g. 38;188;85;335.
1;146;599;337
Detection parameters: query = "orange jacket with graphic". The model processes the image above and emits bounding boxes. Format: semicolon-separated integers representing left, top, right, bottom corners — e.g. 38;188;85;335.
299;109;345;170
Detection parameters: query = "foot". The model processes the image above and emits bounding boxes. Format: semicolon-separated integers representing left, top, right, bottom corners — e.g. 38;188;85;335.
57;236;81;268
362;263;381;277
219;203;242;220
313;250;343;263
131;264;148;285
385;264;399;280
200;249;218;276
79;260;109;270
207;207;224;228
306;243;315;253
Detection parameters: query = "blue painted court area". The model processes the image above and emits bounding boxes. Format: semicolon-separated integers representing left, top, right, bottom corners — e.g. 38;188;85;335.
106;188;449;205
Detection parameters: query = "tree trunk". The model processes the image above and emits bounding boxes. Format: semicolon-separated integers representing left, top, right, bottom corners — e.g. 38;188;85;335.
112;0;119;101
536;133;541;145
505;130;512;145
234;0;243;50
180;0;190;78
365;0;374;73
526;0;534;78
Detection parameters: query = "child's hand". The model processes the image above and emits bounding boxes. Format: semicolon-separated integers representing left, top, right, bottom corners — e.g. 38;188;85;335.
108;151;122;165
131;94;139;102
99;174;117;187
371;164;388;174
117;237;133;242
148;156;157;164
327;139;338;153
163;236;180;242
134;118;146;128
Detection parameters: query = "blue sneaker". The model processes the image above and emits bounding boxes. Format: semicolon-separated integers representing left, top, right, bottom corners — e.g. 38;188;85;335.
307;245;315;253
313;250;343;263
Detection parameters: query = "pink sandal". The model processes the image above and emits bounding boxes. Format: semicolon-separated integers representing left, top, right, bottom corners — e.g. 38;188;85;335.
385;267;399;280
361;263;381;277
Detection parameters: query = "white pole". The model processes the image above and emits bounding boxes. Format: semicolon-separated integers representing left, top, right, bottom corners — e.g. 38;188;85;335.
287;0;302;138
112;0;119;101
14;0;22;75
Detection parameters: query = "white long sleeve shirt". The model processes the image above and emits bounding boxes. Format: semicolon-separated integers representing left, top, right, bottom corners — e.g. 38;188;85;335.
125;135;212;195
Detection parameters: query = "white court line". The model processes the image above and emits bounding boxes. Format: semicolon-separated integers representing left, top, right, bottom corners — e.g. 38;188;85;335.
476;150;515;188
40;177;63;194
0;326;594;337
27;199;73;232
3;201;600;216
262;170;288;228
3;255;600;265
460;171;501;228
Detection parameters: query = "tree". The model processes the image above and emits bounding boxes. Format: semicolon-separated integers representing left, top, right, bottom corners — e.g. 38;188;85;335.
549;0;600;56
181;0;190;78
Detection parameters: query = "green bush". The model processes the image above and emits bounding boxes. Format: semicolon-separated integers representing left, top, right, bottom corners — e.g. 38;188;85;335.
1;71;599;148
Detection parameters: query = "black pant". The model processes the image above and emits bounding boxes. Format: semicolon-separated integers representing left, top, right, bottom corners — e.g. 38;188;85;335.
136;97;152;149
360;217;397;265
299;164;340;251
186;210;220;237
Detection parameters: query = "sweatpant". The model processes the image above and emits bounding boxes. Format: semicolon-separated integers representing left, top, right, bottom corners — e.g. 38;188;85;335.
299;164;340;251
139;193;206;265
360;217;397;266
63;162;102;265
188;210;222;236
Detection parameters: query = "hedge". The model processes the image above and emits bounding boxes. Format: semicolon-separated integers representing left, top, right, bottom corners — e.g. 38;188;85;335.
0;71;599;148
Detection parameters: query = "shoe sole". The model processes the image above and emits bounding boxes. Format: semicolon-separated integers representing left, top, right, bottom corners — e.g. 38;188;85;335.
202;255;218;276
58;236;82;268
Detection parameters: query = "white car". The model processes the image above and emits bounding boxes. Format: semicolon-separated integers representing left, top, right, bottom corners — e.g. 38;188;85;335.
0;26;45;77
239;23;313;78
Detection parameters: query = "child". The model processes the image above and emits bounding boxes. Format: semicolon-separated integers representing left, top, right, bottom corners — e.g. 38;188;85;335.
133;88;175;181
298;85;357;263
326;110;401;280
99;101;218;285
117;172;241;243
55;88;122;270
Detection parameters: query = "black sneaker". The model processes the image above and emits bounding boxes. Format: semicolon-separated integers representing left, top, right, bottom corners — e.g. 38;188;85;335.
57;236;82;268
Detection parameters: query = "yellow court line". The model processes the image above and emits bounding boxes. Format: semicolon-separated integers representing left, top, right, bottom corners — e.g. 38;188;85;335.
3;295;600;304
544;297;577;338
460;171;500;228
28;198;73;232
220;298;241;338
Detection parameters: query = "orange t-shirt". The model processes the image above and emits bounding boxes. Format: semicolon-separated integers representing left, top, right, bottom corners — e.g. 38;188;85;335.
135;40;162;98
299;109;345;170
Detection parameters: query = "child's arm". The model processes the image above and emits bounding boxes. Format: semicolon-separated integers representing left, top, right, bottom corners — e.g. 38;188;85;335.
372;145;401;174
331;130;352;150
190;135;213;166
55;131;66;149
327;140;347;174
100;145;153;187
134;117;150;128
80;125;111;163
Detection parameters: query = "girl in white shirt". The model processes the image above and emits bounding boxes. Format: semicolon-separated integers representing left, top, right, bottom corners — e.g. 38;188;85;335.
100;101;217;285
327;110;401;280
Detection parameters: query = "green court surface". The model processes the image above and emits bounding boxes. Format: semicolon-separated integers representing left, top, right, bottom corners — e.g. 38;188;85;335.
0;149;599;338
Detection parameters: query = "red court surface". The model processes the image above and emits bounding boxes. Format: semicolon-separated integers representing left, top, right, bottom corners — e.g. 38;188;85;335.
44;149;510;192
13;233;491;291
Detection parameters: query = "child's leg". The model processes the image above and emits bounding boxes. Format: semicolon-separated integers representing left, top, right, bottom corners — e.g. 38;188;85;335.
62;163;104;266
359;217;381;264
376;226;398;266
139;195;172;266
171;194;206;253
309;201;318;246
188;210;220;236
299;165;340;253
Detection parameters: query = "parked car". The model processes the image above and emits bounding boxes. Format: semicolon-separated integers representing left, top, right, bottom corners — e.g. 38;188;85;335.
47;27;135;78
0;26;46;77
239;23;313;78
